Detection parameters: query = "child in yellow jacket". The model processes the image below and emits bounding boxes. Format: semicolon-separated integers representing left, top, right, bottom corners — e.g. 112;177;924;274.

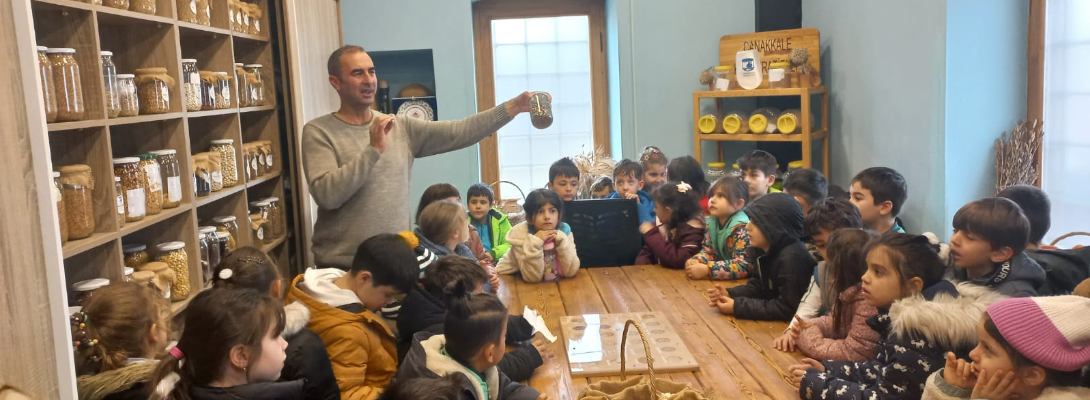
286;233;420;400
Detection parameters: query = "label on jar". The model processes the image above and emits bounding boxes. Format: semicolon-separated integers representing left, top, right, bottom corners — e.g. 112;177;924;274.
714;78;730;91
769;69;785;82
189;72;199;85
256;227;264;240
229;9;234;25
220;86;230;101
243;13;250;25
116;194;124;214
251;157;258;172
144;164;163;193
266;153;273;167
126;188;146;217
250;87;259;103
211;170;223;186
161;86;170;105
189;0;196;14
255;20;260;32
167;176;182;203
236;10;242;26
53;183;61;202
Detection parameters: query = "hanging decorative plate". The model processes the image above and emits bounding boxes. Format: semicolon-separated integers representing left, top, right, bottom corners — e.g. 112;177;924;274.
395;98;435;121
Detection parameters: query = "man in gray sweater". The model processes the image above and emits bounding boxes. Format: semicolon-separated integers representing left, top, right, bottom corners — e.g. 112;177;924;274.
302;45;542;269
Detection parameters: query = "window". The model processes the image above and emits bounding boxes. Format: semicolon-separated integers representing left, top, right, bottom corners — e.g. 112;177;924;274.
473;0;608;199
1039;0;1090;246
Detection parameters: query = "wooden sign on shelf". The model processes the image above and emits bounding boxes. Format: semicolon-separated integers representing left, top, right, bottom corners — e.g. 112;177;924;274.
719;27;821;77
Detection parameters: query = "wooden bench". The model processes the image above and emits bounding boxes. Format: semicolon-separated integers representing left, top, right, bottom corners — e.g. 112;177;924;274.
497;266;804;400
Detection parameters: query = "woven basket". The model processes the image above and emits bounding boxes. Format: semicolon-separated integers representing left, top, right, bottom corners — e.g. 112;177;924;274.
578;320;710;400
490;180;526;226
1049;232;1090;249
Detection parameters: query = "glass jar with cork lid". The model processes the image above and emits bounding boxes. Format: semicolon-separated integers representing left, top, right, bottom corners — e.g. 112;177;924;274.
58;164;96;240
156;242;190;301
114;157;146;222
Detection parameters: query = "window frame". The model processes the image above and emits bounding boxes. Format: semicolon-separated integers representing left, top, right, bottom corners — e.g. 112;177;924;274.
1028;0;1045;186
471;0;610;199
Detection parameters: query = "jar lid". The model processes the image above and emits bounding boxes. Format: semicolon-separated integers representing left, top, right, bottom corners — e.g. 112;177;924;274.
234;63;244;66
156;241;186;252
117;73;135;78
788;160;804;169
131;270;156;281
210;139;234;145
138;261;170;272
697;115;716;134
769;61;790;68
212;215;237;223
182;58;198;63
708;162;727;168
138;154;158;160
732;163;740;169
114;176;121;182
244;64;262;68
124;267;134;276
777;114;799;134
46;48;76;54
123;244;147;253
250;200;270;207
53;171;60;177
100;51;113;56
713;65;734;71
37;46;47;51
722;115;743;134
113;157;140;164
199;226;218;234
748;113;769;133
262;197;279;202
214;71;229;75
71;278;110;292
58;164;93;175
68;306;82;314
151;149;177;156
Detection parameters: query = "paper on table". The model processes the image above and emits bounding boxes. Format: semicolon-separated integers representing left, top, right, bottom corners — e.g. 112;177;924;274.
523;306;557;343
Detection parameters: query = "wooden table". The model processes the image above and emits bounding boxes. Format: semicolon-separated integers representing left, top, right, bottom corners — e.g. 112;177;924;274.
496;266;805;400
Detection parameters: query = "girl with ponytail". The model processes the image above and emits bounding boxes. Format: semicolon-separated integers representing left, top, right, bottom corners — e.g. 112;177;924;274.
72;282;170;400
148;288;302;400
395;280;547;400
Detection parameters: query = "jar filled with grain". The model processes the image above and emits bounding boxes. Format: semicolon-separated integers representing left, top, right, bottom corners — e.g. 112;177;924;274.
133;67;174;114
196;0;211;26
54;172;68;243
249;200;270;242
252;142;266;176
212;215;239;251
104;0;128;10
58;165;96;240
214;229;230;257
214;72;232;109
138;261;172;299
38;47;58;123
204;151;224;192
243;64;264;106
113;157;146;222
178;0;198;24
239;2;252;34
210;139;238;187
748;107;781;134
130;0;156;15
234;63;247;106
247;3;263;35
123;243;149;270
230;0;242;32
768;61;790;89
114;176;125;228
193;153;211;197
199;226;219;285
47;48;85;122
156;242;190;301
199;70;216;111
722;110;750;135
153;149;182;209
264;197;283;239
182;59;201;112
259;140;274;175
83;0;103;6
117;74;139;117
101;51;120;118
138;154;163;216
775;109;810;135
241;144;253;180
71;278;109;306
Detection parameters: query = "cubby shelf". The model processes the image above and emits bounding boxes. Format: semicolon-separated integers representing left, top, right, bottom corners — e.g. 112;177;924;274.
260;235;286;253
196;185;245;207
245;172;279;188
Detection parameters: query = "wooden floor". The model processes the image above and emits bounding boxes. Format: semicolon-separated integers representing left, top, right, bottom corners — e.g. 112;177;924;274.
496;266;805;400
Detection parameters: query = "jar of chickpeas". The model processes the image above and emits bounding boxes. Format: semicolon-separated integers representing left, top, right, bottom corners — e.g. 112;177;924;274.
46;48;85;122
138;154;164;216
156;242;190;301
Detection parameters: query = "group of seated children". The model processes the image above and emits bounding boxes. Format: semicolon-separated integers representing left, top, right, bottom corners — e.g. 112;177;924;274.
69;142;1090;400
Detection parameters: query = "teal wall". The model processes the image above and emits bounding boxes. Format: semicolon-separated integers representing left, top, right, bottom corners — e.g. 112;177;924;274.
340;0;479;222
944;0;1028;231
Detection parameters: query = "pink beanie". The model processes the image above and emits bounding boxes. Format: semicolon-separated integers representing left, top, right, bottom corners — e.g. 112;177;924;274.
986;296;1090;371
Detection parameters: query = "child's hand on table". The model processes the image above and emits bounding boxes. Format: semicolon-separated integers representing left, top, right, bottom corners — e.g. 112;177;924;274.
774;331;797;352
706;284;730;305
714;297;735;315
787;358;825;387
685;260;711;280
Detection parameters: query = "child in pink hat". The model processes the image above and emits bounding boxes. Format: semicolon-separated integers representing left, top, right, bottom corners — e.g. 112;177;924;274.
923;296;1090;399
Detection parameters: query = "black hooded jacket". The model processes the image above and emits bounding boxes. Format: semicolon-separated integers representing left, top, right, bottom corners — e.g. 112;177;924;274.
396;286;543;382
726;192;816;321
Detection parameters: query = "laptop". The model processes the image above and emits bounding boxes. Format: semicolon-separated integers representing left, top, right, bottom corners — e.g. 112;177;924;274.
562;199;642;268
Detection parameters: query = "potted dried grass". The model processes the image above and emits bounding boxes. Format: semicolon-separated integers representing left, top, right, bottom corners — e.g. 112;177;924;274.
572;145;616;199
994;119;1043;194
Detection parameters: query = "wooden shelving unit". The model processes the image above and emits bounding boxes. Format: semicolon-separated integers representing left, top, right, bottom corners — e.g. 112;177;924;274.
28;0;295;321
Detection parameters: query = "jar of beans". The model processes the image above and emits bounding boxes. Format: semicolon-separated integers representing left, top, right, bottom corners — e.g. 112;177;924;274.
58;164;96;240
139;154;163;216
210;139;238;187
156;242;190;301
153;149;183;209
134;68;174;114
113;157;146;222
123;243;150;270
38;47;58;123
47;48;85;122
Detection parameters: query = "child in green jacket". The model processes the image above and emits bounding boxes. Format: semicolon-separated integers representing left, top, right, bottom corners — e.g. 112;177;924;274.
467;183;513;262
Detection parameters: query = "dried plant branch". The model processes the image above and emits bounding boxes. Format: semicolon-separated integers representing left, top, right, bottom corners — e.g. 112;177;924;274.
994;119;1044;194
572;145;616;199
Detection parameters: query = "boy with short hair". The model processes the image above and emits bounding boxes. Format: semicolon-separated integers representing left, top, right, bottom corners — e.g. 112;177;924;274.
849;167;907;234
737;150;781;199
947;197;1046;297
606;159;655;224
466;183;512;261
546;157;580;202
783;168;828;216
590;176;613;199
286;233;421;399
997;185;1090;295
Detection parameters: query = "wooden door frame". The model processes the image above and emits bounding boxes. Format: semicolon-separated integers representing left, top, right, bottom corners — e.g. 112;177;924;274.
1027;0;1045;186
472;0;609;199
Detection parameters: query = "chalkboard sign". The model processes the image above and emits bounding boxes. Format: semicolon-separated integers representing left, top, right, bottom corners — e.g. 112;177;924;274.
562;199;642;268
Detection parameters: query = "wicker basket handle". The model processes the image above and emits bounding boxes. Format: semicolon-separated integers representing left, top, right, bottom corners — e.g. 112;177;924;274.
489;180;526;201
619;319;658;396
1050;232;1090;247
